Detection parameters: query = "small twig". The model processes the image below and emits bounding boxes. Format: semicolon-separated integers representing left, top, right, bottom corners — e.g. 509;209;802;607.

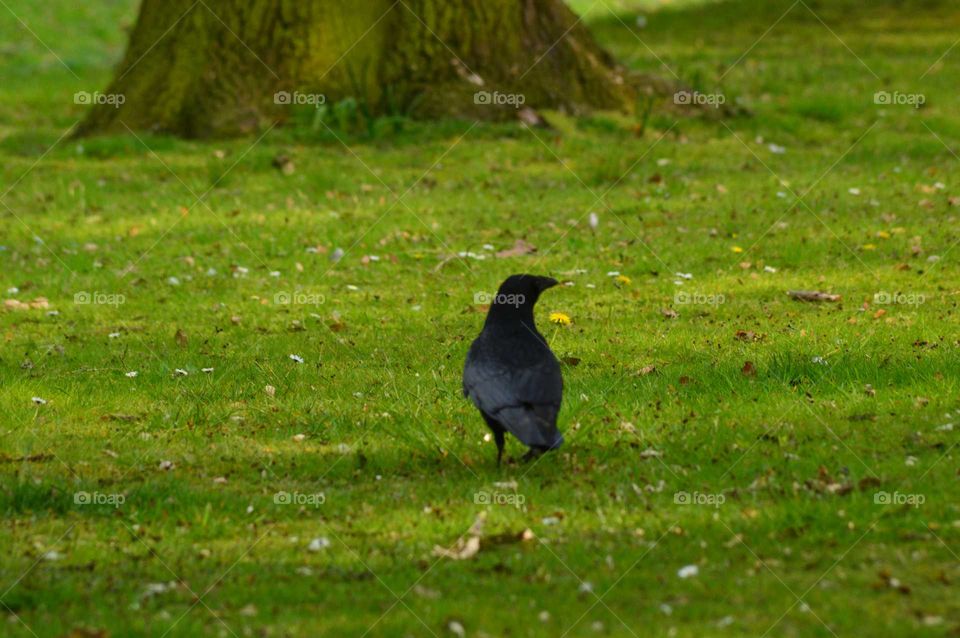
787;290;841;302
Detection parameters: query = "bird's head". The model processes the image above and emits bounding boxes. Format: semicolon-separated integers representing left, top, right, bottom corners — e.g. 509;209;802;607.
486;274;559;322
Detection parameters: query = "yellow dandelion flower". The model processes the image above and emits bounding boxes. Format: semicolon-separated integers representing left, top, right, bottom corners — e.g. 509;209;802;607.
549;312;572;326
876;230;891;239
862;243;877;251
732;246;744;253
614;274;631;286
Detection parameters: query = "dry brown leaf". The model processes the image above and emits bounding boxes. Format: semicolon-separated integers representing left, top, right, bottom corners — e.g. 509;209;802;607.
4;297;50;311
433;513;486;560
272;154;295;174
496;239;537;258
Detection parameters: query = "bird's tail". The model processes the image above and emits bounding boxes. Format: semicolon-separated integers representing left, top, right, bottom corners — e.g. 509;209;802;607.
497;406;563;450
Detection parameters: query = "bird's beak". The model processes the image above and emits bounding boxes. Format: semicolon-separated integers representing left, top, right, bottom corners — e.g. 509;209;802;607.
538;277;560;292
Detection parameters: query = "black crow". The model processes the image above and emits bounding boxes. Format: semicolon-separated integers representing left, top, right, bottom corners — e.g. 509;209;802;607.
463;274;564;465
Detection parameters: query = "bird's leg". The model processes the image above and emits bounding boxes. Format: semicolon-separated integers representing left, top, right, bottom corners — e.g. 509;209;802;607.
521;448;544;463
494;430;505;467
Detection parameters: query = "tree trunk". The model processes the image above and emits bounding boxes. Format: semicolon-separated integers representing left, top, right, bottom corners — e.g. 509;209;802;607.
77;0;643;138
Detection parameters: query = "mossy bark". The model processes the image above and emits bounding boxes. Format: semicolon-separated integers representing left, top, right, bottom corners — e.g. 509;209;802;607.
78;0;644;138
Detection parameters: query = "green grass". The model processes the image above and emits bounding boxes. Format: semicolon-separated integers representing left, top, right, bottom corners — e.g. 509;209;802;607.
2;0;960;636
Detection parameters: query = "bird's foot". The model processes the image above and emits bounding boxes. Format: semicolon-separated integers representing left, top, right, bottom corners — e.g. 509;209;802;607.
521;448;545;463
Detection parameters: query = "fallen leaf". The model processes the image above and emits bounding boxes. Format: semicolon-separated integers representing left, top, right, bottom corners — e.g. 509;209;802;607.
496;239;537;258
4;297;50;311
272;154;295;175
433;512;486;560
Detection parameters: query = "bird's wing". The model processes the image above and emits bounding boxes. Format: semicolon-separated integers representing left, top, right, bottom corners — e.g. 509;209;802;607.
463;343;563;448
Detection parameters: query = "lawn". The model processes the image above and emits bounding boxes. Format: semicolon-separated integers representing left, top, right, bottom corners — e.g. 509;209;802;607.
2;0;960;636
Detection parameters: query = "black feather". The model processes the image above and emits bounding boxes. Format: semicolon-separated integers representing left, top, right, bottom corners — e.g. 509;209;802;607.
463;274;564;463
